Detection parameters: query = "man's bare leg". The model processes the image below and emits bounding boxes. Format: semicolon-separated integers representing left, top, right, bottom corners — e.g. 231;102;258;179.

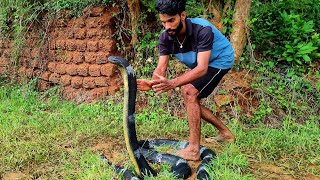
200;105;234;142
176;84;201;161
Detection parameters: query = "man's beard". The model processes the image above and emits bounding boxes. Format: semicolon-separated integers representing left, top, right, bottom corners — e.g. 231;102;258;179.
167;20;183;37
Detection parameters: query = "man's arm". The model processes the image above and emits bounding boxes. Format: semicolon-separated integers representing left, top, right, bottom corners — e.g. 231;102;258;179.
152;55;169;80
152;50;211;94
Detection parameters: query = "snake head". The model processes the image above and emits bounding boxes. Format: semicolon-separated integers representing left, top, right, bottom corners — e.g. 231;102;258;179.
108;56;130;68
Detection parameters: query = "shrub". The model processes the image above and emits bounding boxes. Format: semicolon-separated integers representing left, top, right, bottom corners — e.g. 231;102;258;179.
250;0;320;65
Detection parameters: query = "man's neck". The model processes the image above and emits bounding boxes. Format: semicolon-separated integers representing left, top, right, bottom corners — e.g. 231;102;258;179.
177;20;187;40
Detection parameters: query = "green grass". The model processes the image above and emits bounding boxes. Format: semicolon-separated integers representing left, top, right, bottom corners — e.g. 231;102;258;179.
0;81;319;179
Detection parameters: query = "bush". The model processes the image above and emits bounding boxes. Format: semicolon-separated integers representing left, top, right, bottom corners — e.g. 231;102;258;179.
250;0;320;65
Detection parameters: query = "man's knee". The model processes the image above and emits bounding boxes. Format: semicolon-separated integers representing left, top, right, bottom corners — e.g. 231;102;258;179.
182;84;199;102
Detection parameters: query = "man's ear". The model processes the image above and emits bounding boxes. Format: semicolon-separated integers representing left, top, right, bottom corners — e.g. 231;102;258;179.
180;11;186;21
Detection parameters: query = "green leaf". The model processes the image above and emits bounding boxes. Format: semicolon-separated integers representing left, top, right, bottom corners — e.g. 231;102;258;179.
295;59;302;64
287;70;294;77
302;55;311;62
286;57;293;62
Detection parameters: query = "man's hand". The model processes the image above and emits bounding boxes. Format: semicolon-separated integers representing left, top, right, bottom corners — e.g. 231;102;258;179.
152;73;177;95
137;79;153;91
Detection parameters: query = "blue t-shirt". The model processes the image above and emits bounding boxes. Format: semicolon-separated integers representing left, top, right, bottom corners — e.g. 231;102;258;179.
159;18;234;70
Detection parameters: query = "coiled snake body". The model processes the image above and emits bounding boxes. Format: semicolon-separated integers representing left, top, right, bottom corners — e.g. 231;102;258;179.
104;56;216;179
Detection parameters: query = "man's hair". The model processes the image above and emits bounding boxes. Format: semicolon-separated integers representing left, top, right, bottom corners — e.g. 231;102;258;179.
155;0;186;16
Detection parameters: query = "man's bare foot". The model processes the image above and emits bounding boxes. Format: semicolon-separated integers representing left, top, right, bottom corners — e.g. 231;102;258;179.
176;147;200;161
205;132;235;143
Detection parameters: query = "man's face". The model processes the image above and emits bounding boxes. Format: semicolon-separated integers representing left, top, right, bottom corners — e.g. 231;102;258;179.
159;13;183;36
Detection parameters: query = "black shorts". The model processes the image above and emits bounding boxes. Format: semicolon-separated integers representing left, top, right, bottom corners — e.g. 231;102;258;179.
191;67;230;99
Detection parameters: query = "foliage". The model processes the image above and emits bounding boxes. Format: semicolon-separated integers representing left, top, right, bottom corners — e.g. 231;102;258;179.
244;62;320;125
133;31;160;78
140;0;207;17
250;0;320;65
221;2;235;37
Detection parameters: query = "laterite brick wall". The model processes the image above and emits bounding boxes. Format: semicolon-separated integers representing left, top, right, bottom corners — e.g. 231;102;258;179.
0;6;122;102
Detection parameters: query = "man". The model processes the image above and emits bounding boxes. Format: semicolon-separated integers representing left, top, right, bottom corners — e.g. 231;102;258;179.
137;0;235;161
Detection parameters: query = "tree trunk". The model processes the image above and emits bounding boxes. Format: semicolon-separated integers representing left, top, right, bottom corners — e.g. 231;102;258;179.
229;0;252;64
127;0;140;47
203;0;224;31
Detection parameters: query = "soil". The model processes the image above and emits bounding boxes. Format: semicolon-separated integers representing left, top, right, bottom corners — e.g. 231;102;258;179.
2;172;27;180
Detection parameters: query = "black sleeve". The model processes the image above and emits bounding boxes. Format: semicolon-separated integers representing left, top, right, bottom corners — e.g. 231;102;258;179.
159;32;170;56
197;26;214;52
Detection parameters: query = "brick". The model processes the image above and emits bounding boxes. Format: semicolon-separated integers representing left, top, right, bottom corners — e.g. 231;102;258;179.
47;62;56;72
83;77;96;89
86;29;98;39
18;66;27;76
67;30;74;39
55;51;67;62
66;40;77;51
73;52;85;64
76;40;87;52
99;39;117;52
0;58;9;67
62;86;79;100
84;52;97;63
33;69;41;77
99;29;113;38
31;60;40;68
87;41;99;52
86;17;98;28
66;64;78;75
74;28;87;40
88;64;101;76
108;74;122;87
101;63;117;77
99;14;113;27
55;40;66;50
71;76;83;88
96;52;109;64
62;52;72;63
56;63;67;74
41;71;51;80
60;75;72;86
95;76;108;87
77;63;89;76
87;87;108;101
108;85;120;95
31;49;40;58
69;17;86;28
38;80;50;91
49;73;60;84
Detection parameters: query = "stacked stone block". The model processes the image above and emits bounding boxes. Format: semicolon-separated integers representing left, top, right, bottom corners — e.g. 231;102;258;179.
40;6;121;101
1;6;121;102
0;40;11;76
